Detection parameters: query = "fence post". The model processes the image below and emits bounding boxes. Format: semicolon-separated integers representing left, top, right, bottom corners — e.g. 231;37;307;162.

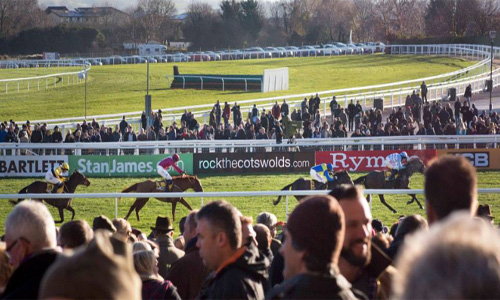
201;197;204;207
115;198;118;219
286;195;289;221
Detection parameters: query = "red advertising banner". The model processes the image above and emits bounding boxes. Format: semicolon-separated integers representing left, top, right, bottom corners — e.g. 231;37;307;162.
315;150;437;172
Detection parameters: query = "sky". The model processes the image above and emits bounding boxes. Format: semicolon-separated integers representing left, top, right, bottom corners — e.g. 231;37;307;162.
38;0;274;13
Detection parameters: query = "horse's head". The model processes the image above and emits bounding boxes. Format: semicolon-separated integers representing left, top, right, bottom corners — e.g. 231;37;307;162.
176;175;203;192
191;176;204;192
407;157;425;175
334;170;354;185
70;170;91;187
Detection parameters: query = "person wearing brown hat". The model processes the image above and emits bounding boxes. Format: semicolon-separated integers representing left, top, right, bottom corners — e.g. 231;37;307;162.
39;231;142;299
266;195;358;299
196;201;269;299
330;185;395;300
151;216;184;278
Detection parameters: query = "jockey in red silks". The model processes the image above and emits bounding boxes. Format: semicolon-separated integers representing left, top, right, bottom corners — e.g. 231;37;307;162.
157;153;185;191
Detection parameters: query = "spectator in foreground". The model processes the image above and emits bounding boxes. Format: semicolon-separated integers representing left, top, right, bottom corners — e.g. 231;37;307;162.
0;245;12;295
330;185;395;300
424;155;478;225
40;231;142;299
151;216;184;278
393;212;500;299
256;212;282;256
167;210;210;300
58;220;94;250
267;195;358;299
2;201;59;299
196;201;269;299
134;250;181;300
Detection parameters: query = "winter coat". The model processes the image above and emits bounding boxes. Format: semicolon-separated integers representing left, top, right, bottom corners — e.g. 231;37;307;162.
197;245;269;300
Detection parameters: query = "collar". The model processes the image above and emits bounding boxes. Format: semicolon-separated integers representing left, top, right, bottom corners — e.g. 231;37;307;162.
215;246;247;276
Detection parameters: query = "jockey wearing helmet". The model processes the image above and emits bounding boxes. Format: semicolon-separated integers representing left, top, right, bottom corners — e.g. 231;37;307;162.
157;153;185;191
45;163;69;193
384;151;409;181
310;163;335;184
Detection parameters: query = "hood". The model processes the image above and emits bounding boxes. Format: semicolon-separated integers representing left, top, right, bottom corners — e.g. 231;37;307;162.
233;243;270;281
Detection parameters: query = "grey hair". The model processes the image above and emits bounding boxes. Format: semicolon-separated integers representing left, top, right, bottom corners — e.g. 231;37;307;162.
393;211;500;299
256;212;278;230
5;201;56;251
133;250;156;279
133;241;152;253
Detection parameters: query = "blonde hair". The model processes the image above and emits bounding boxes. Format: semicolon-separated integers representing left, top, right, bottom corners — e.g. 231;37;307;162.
112;218;131;238
133;250;157;280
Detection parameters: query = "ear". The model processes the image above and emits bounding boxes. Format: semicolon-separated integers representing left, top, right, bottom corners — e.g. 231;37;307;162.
216;231;228;248
425;200;436;225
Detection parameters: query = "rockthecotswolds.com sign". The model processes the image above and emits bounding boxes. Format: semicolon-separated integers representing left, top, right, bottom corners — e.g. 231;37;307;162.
69;154;193;177
193;152;314;174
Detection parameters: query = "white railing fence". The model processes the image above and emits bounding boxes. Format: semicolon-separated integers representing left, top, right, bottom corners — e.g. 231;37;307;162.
1;189;499;220
0;135;498;156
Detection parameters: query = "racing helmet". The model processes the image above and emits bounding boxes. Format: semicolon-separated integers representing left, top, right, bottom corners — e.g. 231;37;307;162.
172;153;180;162
400;151;409;159
61;163;70;171
326;163;334;171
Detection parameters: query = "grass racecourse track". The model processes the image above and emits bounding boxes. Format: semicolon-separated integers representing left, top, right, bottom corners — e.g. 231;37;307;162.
0;171;499;235
0;55;473;121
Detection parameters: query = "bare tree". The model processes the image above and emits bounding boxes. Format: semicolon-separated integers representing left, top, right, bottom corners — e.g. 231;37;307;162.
137;0;176;43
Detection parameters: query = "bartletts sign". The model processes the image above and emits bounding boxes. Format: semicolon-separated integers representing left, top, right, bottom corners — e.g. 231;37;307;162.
0;156;67;177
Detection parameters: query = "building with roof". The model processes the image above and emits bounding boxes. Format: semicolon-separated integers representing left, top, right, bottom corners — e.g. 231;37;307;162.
45;6;128;24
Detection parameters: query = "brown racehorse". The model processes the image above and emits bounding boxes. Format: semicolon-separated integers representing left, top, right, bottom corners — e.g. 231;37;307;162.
122;175;203;221
12;170;91;223
353;157;425;213
274;170;353;205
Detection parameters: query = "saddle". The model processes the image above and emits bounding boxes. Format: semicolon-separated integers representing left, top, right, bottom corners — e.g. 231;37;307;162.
156;181;174;192
46;183;64;193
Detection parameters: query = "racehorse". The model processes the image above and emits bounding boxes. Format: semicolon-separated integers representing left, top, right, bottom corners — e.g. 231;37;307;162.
122;175;203;221
353;157;425;213
12;170;91;223
274;170;353;205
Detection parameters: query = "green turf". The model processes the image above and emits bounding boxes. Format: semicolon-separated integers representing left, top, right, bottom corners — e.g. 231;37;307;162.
0;171;497;236
0;55;473;121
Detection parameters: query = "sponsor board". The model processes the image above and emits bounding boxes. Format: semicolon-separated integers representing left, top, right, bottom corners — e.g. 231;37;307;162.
194;152;314;174
437;148;500;169
69;154;193;177
0;156;68;177
315;150;437;172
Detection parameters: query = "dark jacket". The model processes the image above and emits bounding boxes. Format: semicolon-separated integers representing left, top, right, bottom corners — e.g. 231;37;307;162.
266;270;359;300
1;249;59;299
141;279;181;300
197;245;269;300
156;235;185;279
166;237;210;300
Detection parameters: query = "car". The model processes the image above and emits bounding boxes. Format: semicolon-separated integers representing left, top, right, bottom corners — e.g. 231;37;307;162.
88;58;103;66
323;44;341;55
244;47;272;59
126;55;147;64
170;53;189;62
146;57;157;63
355;43;373;54
104;56;126;65
154;56;168;63
347;43;364;54
264;47;282;58
298;46;317;56
277;47;294;57
189;52;211;61
204;51;221;61
285;46;300;56
333;42;354;54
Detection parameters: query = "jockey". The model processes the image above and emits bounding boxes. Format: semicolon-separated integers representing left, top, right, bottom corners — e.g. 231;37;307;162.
385;151;409;180
157;153;185;191
45;163;69;193
310;163;335;184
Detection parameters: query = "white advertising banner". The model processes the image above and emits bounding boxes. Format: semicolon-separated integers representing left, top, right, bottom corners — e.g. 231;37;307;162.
0;156;68;177
262;67;289;92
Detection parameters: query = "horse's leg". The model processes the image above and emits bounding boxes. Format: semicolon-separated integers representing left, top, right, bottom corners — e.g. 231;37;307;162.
178;197;193;210
408;194;423;209
66;205;76;220
379;194;397;213
171;200;178;221
56;207;64;223
124;199;137;220
135;198;149;221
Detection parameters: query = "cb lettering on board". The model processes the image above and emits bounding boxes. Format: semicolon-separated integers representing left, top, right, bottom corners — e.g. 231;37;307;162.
451;152;489;168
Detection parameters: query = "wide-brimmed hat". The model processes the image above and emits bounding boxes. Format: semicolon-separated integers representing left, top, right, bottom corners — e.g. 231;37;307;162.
477;204;494;220
150;216;173;232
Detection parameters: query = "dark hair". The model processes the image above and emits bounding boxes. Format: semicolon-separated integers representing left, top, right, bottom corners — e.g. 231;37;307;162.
179;217;187;234
197;201;242;249
287;195;344;273
329;184;364;202
425;156;477;220
59;220;93;249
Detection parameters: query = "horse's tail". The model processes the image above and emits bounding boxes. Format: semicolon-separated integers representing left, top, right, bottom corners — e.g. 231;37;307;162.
354;175;367;186
274;183;294;206
12;186;30;205
118;183;141;201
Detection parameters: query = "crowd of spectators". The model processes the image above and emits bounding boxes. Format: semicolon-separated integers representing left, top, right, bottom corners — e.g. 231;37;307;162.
1;155;499;299
1;88;497;149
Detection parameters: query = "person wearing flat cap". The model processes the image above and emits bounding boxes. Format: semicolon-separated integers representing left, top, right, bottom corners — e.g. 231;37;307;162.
151;216;184;278
477;204;495;225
